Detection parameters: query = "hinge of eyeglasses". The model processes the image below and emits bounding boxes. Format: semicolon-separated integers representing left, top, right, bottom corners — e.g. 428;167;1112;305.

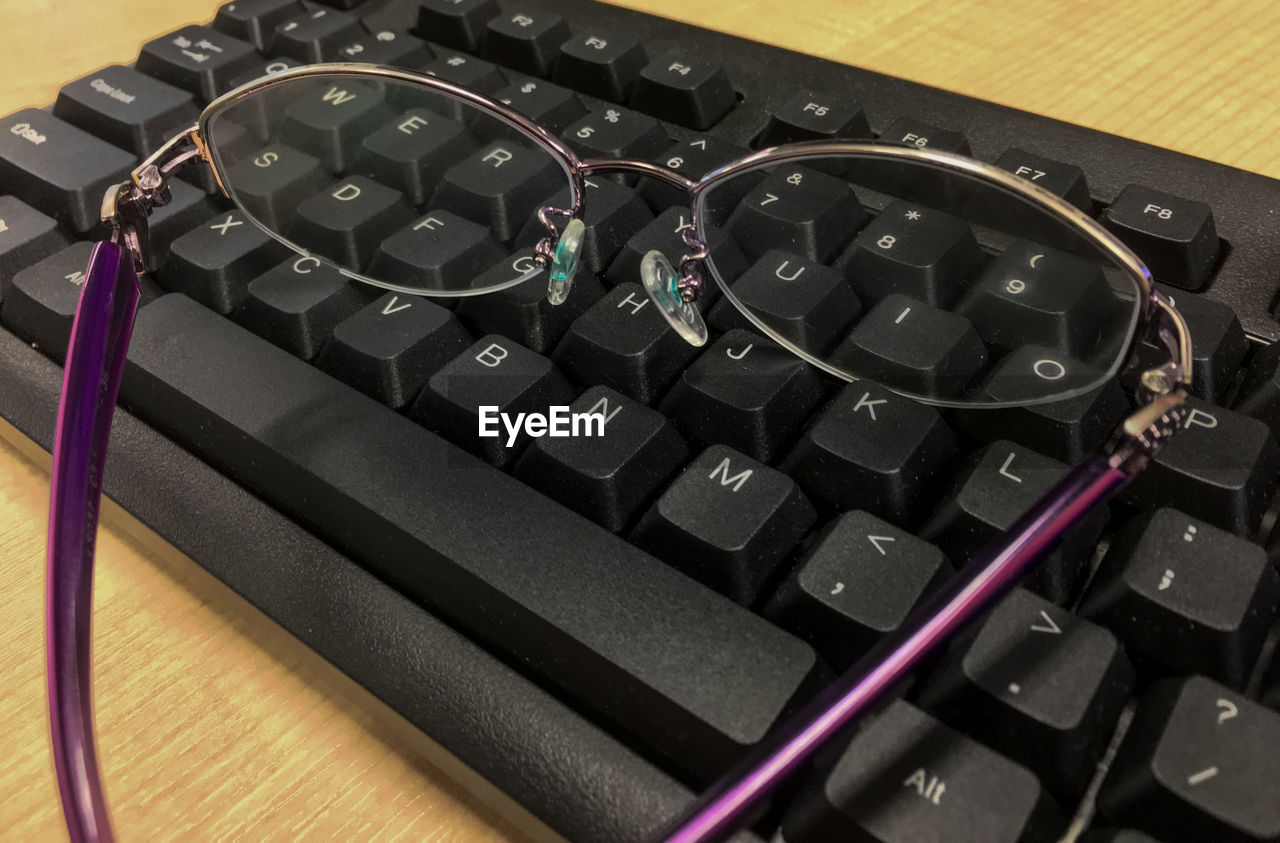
101;125;207;272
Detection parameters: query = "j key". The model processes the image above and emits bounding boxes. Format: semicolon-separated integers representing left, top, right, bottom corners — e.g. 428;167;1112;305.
288;176;415;269
958;241;1116;356
137;26;259;103
0;197;72;298
1098;676;1280;842
708;249;861;353
918;588;1134;802
335;29;431;68
639;136;748;214
280;78;395;172
143;179;221;273
410;335;575;467
1124;284;1248;403
781;700;1063;843
516;178;654;273
726;165;866;264
756;90;870;148
880;117;971;154
837;200;982;308
1121;398;1280;534
632;445;816;607
1236;341;1280;437
604;207;746;292
492;78;587;134
954;346;1129;462
213;0;303;50
422;50;507;95
122;293;818;786
2;242;148;362
766;511;950;668
415;0;500;52
562;106;669;161
1101;184;1220;291
431;141;563;242
661;329;828;463
0;110;134;233
221;142;327;231
53;65;200;158
350;109;472;207
367;209;505;288
630;50;736;130
483;9;571;77
831;294;987;399
1079;509;1280;686
515;385;688;532
234;254;367;359
319;292;471;408
554;283;702;403
781;381;956;526
922;441;1107;604
995;148;1092;212
554;32;648;102
159;210;291;314
268;6;365;63
455;249;606;353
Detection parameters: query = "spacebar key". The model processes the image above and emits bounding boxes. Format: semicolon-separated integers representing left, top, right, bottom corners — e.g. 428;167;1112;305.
122;293;818;784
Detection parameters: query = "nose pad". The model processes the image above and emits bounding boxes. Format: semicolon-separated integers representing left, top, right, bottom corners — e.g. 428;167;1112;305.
640;250;708;347
546;218;585;306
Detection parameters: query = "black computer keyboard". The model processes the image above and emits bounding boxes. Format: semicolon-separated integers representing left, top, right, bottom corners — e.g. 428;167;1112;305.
4;0;1280;840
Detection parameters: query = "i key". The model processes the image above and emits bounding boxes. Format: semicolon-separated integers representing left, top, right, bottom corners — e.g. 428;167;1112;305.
781;701;1063;842
766;511;951;668
159;210;292;314
782;382;956;527
661;329;829;463
1099;676;1280;842
918;588;1134;802
922;441;1107;604
515;385;688;532
137;25;260;102
726;165;866;263
1079;508;1280;686
880;118;970;154
409;335;576;467
319;292;472;409
837;199;983;308
632;445;816;607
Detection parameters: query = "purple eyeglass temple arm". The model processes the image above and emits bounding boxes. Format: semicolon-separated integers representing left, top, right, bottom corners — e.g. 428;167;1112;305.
47;240;139;843
661;450;1131;843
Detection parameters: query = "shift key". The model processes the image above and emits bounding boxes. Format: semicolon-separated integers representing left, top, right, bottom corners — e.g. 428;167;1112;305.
122;293;818;785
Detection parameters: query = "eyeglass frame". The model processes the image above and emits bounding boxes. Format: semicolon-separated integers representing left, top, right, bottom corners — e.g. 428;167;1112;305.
48;61;1194;843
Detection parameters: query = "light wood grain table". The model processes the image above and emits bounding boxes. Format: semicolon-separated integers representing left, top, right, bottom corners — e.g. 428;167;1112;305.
3;0;1279;839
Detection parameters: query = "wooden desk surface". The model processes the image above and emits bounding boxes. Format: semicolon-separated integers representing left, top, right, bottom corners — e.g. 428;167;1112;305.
2;0;1278;839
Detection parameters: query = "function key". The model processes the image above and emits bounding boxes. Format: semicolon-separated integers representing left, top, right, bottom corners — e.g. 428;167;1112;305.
879;117;970;154
334;30;431;68
482;9;572;77
995;148;1091;212
1101;184;1220;290
0;109;135;233
415;0;501;52
630;50;736;130
54;65;200;158
268;6;365;63
756;90;870;147
554;32;648;102
213;0;303;51
1098;676;1280;841
137;25;260;102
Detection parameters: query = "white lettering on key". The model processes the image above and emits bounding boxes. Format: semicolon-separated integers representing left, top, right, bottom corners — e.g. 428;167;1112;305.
322;87;357;106
999;452;1022;483
726;343;753;360
483;148;513;167
774;260;805;281
1029;610;1061;634
414;216;444;231
1186;767;1218;786
398;115;428;134
332;183;361;201
1186;408;1218;429
709;458;753;492
65;270;85;287
292;256;320;274
586;395;623;430
90;78;136;103
475;343;507;368
852;392;886;421
382;296;412;315
902;768;945;805
867;535;895;556
0;220;8;233
617;292;648;315
211;215;242;235
9;123;46;145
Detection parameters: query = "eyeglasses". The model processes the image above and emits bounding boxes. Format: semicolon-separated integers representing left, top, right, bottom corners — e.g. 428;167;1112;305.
47;63;1192;842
